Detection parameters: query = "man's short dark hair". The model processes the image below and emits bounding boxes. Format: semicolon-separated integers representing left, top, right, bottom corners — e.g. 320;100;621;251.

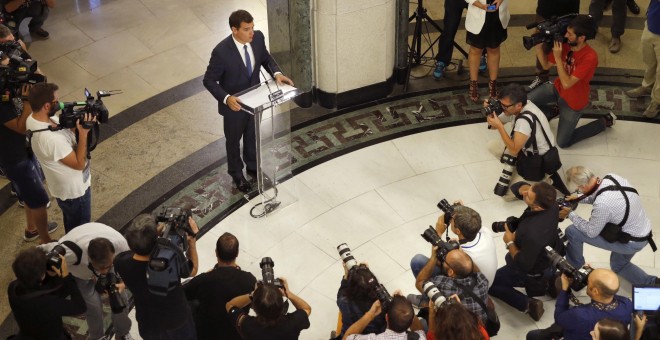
88;238;115;267
229;10;253;30
569;15;595;40
387;295;414;333
531;182;557;210
453;205;481;241
0;24;12;39
28;83;59;112
215;232;239;262
498;83;527;106
252;283;284;327
13;248;47;289
124;214;158;256
345;267;378;302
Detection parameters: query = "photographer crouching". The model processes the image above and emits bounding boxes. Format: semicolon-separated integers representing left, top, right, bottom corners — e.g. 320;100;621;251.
486;83;570;200
114;212;199;339
39;222;133;340
8;247;86;339
488;181;563;321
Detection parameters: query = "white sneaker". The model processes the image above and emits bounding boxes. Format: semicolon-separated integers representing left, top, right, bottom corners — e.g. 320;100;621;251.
527;76;546;92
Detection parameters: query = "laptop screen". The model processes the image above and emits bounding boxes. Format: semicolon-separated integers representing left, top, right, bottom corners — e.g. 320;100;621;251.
632;285;660;312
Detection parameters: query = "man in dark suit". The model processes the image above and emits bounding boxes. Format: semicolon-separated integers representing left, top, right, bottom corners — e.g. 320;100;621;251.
203;9;293;193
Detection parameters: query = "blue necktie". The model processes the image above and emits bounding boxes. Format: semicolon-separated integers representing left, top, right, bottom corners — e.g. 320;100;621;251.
244;45;253;78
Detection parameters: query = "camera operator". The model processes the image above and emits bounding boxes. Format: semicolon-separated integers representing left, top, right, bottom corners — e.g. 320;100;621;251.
114;213;199;339
226;277;311;339
7;247;86;339
26;82;95;232
343;294;425;340
336;263;387;338
411;203;497;287
486;83;570;197
413;248;490;324
526;268;632;340
39;222;133;340
184;232;257;340
529;15;616;148
488;181;562;321
527;0;580;91
561;166;659;285
1;0;53;39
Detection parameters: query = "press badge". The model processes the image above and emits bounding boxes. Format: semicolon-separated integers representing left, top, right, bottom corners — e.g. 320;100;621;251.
82;160;91;183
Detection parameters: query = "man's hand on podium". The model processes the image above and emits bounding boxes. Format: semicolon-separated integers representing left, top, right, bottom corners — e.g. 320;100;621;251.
227;95;243;111
275;74;294;86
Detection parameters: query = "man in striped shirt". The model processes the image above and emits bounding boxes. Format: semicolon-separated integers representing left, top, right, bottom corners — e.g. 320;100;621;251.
561;166;658;285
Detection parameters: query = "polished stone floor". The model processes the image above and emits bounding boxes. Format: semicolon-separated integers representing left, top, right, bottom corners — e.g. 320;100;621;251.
0;0;657;339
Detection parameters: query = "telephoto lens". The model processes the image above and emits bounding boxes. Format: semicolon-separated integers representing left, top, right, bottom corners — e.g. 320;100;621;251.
421;226;443;246
545;246;592;291
45;244;66;270
260;257;277;285
437;199;454;224
368;277;392;312
491;216;520;233
105;273;126;314
423;281;447;309
337;243;358;271
493;154;517;196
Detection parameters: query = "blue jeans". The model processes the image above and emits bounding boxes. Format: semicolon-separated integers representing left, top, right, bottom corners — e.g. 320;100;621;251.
527;83;606;148
410;254;442;279
56;187;91;233
139;314;196;340
565;225;657;285
435;0;468;64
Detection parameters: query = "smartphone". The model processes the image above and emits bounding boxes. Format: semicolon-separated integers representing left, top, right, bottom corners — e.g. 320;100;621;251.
487;5;497;10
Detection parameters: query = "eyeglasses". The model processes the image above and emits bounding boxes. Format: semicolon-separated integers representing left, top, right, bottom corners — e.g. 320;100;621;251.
500;100;516;109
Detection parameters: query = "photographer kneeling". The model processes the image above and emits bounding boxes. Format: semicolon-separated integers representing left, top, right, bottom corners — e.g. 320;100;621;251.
226;277;311;339
343;294;425;340
114;213;199;339
526;268;632;340
336;263;387;338
486;83;570;199
488;181;562;321
8;247;86;339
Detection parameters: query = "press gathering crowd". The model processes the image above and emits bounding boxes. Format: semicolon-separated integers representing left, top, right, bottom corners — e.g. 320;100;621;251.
2;1;660;340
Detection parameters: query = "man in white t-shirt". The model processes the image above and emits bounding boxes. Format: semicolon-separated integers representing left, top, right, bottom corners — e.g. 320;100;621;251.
486;83;570;198
26;83;94;232
39;222;133;340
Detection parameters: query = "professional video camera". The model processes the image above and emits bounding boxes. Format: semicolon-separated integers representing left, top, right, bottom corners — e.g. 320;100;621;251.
482;98;504;117
422;281;450;309
0;41;44;94
421;226;460;262
94;271;126;314
337;243;358;271
522;13;578;50
147;206;195;296
259;257;284;288
57;89;117;129
45;244;66;271
545;246;593;291
491;216;521;233
493;154;517;197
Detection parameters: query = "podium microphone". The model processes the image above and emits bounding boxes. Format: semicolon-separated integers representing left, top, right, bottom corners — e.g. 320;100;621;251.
263;64;283;102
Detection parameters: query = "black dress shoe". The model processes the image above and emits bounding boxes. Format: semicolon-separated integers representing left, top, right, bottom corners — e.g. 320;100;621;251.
232;175;252;193
627;0;640;15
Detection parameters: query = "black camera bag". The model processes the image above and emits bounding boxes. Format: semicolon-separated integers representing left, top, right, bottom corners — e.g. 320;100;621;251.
593;176;638;243
515;113;562;181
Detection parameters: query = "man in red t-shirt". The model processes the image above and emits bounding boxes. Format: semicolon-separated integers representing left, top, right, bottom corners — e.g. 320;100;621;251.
528;15;616;148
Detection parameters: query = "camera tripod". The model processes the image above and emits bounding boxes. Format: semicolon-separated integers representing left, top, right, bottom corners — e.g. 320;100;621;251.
404;0;469;92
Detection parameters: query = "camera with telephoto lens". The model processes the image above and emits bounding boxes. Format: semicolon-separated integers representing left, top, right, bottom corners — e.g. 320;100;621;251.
337;243;358;272
522;13;578;50
492;216;521;233
57;88;115;129
259;257;283;288
45;244;66;271
437;199;456;225
94;271;126;314
421;226;460;262
0;41;45;94
545;246;593;291
367;276;392;312
493;154;517;197
482;98;504;117
422;281;450;309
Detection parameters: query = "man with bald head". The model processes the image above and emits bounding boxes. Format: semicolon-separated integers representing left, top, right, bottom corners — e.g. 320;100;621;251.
527;268;633;340
413;248;490;324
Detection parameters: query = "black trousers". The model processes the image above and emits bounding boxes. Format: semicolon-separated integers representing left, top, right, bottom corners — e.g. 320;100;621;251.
223;111;257;178
590;0;627;38
435;0;467;64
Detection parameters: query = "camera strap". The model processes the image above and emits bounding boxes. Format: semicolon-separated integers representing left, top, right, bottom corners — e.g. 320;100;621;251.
515;112;554;156
593;175;637;228
60;241;83;266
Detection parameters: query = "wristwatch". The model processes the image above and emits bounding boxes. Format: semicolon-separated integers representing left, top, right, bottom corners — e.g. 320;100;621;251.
505;241;515;249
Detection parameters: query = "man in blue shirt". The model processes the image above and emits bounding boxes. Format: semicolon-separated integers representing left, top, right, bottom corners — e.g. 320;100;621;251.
527;268;633;340
625;0;660;118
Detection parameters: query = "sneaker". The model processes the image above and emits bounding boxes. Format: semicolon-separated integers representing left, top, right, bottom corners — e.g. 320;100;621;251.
406;294;425;309
603;112;617;128
433;61;446;80
527;297;545;321
23;222;59;242
479;54;487;73
627;0;641;15
609;37;622;53
625;85;652;98
643;101;660;119
29;27;50;39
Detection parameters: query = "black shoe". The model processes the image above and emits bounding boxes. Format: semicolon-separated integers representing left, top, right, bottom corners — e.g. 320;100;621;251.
246;169;257;179
232;175;252;193
29;27;50;39
627;0;641;15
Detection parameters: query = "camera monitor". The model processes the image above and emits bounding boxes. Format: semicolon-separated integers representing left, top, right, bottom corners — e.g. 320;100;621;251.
632;285;660;315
